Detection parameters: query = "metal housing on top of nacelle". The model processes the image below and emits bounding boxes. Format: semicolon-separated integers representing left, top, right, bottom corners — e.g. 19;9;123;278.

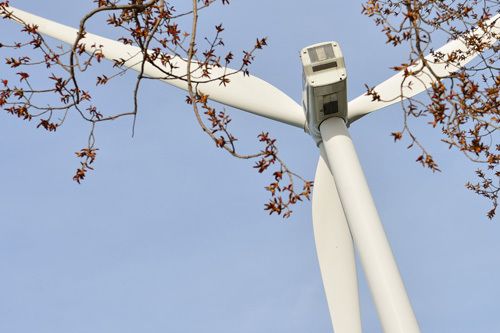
301;42;347;144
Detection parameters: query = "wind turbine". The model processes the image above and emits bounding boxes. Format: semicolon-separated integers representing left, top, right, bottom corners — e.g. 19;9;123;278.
2;5;499;332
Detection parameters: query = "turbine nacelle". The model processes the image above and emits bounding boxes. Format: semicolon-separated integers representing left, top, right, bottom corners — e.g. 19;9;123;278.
300;42;347;145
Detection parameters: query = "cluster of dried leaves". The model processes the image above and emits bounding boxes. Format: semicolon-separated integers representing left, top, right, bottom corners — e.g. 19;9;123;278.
362;0;500;218
0;0;312;217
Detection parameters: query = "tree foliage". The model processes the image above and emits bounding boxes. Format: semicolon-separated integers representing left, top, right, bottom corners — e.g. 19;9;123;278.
4;0;500;219
0;0;312;218
362;0;500;218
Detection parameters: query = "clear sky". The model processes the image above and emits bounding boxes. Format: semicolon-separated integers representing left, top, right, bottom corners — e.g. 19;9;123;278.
1;1;500;332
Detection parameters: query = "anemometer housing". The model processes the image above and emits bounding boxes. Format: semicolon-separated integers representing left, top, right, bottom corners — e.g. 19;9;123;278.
301;42;347;143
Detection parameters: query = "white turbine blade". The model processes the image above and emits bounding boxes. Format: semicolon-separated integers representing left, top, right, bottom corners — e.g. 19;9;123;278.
312;147;361;333
348;13;500;123
2;6;305;129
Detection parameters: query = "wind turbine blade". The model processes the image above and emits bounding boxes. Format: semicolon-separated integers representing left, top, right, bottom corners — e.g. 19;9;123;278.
312;148;362;333
348;13;500;123
2;6;306;129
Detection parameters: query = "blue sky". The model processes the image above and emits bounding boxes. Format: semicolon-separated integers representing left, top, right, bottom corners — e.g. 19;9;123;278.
1;1;500;332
